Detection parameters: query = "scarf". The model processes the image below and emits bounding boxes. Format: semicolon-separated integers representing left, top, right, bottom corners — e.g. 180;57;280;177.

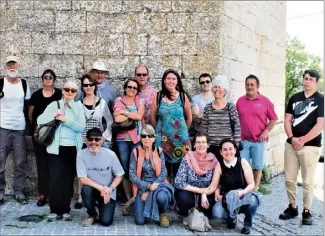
185;151;218;176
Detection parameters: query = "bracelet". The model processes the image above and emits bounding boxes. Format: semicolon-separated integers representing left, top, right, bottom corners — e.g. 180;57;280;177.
109;185;115;191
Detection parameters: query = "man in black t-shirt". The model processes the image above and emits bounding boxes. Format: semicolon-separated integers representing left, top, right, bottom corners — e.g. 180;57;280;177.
279;69;324;225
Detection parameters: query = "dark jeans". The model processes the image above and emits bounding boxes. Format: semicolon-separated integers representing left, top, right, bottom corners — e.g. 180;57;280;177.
0;128;26;194
81;185;116;226
32;138;50;196
175;188;216;217
165;162;180;180
208;145;222;163
132;191;169;225
116;140;139;179
48;146;76;215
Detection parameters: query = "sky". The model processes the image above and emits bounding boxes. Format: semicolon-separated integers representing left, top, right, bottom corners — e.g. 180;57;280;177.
286;1;324;61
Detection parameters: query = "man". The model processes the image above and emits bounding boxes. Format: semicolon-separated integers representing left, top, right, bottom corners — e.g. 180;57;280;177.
0;56;31;205
77;128;124;227
236;74;278;190
190;73;214;136
279;69;323;225
134;65;157;125
76;61;117;113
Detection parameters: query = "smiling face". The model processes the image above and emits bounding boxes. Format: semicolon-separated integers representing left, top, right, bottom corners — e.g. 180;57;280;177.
220;141;236;162
62;81;78;101
92;70;106;84
245;78;259;98
42;72;55;87
303;72;318;92
86;135;103;154
199;76;212;92
194;135;209;155
212;85;226;99
125;80;139;98
82;78;96;96
135;65;149;87
140;130;155;148
5;61;19;78
164;72;178;92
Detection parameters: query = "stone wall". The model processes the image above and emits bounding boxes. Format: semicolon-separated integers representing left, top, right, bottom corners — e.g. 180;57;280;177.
0;1;286;195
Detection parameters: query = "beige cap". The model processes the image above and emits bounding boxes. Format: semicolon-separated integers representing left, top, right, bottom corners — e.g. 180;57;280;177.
5;55;20;64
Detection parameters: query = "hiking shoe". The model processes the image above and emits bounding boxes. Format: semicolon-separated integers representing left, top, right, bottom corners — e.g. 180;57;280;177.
241;227;251;234
37;195;47;207
15;193;27;205
279;204;298;220
74;201;83;209
159;213;170;228
47;213;61;222
123;204;131;216
62;213;72;221
302;209;313;225
227;218;237;229
83;216;95;227
0;193;4;205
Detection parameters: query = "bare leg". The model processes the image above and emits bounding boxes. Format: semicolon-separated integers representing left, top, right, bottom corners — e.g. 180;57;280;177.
253;169;262;190
77;179;82;203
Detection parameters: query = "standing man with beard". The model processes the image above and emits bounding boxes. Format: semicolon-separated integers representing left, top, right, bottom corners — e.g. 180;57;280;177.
0;56;31;205
134;65;157;125
77;128;124;227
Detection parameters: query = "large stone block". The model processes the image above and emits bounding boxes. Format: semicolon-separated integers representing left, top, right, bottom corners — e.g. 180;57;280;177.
97;33;124;56
182;56;221;79
0;1;6;10
7;0;33;10
124;34;148;56
55;11;86;32
0;31;32;55
136;12;167;33
98;1;123;13
172;1;223;13
139;55;182;79
197;34;222;57
0;10;18;31
224;1;239;22
72;0;98;11
238;6;256;32
123;1;171;12
33;1;71;11
148;33;196;55
18;10;55;31
31;32;62;54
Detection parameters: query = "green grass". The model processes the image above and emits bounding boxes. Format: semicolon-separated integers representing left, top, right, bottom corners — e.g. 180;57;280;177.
258;185;272;195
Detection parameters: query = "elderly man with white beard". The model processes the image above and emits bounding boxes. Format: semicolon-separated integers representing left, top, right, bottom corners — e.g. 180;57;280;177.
77;128;124;227
0;56;31;205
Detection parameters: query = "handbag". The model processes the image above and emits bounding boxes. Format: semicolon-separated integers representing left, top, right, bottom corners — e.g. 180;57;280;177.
112;100;136;133
183;195;212;232
34;101;61;146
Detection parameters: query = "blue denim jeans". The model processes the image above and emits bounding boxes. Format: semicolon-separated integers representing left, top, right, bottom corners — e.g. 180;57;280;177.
116;141;139;178
240;140;266;170
81;185;116;226
132;191;169;225
212;194;259;228
102;140;112;150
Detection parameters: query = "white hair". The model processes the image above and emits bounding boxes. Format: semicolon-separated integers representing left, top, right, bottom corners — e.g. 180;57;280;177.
62;78;78;89
211;75;230;93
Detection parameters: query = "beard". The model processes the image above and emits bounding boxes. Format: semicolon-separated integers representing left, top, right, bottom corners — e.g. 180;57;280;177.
6;69;18;78
88;144;101;154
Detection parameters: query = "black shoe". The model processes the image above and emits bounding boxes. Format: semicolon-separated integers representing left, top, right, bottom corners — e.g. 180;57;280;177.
74;201;83;209
15;193;28;205
279;204;298;220
37;195;47;207
227;218;237;229
302;209;313;225
0;193;4;205
241;227;251;235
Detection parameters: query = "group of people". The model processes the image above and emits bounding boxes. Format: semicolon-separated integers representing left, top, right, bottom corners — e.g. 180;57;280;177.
0;55;323;233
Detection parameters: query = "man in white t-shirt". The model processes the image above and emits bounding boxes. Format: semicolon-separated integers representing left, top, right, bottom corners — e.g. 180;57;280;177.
0;56;31;205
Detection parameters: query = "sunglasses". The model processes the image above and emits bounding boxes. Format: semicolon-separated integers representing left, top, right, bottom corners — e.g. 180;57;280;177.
199;80;211;85
140;134;155;139
88;137;101;142
63;88;77;93
136;73;147;77
127;85;138;90
83;83;95;87
43;75;53;80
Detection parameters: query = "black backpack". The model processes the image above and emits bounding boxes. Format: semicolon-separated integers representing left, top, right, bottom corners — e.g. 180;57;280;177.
156;91;186;119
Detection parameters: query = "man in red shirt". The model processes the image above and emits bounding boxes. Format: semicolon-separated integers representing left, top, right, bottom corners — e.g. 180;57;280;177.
236;74;278;190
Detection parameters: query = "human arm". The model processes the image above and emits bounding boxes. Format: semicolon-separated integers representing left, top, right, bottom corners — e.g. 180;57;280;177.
298;117;324;145
37;101;58;125
237;158;255;198
28;105;34;124
101;100;113;141
153;149;168;184
184;94;192;129
123;100;145;121
200;106;209;133
150;93;158;128
229;103;241;144
60;102;86;132
129;152;152;192
258;100;278;142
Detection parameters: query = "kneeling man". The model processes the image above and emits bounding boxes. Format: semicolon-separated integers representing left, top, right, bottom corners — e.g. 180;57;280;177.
77;128;124;227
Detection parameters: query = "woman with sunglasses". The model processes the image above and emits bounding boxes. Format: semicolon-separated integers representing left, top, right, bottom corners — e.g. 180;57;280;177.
129;125;174;228
151;69;192;182
74;74;113;209
37;79;85;222
28;69;62;207
113;79;145;215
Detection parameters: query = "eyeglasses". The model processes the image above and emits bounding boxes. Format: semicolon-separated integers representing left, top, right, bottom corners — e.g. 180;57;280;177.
199;80;211;85
43;75;53;80
140;134;155;139
136;73;147;77
88;137;101;142
63;88;77;93
127;85;138;90
83;83;95;87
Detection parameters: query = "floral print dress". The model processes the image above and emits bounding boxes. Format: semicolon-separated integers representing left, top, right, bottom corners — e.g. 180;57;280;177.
155;96;191;163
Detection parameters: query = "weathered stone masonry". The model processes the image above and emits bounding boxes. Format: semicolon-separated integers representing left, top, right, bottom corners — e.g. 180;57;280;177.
0;1;286;195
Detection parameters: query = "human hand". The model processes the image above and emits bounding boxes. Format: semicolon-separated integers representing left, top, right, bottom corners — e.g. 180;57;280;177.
149;183;159;191
141;191;149;201
55;114;67;122
258;129;269;142
292;137;303;150
201;187;212;195
237;190;246;199
103;192;111;204
100;186;110;197
54;109;64;118
201;194;210;209
215;188;222;202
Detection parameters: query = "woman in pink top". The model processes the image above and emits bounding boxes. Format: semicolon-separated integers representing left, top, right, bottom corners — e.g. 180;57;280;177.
113;79;145;215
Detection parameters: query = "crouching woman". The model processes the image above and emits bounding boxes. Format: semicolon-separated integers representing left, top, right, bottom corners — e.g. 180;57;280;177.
129;125;174;228
212;138;260;235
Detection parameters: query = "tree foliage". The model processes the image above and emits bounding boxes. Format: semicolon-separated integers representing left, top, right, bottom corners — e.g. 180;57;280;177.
285;36;324;105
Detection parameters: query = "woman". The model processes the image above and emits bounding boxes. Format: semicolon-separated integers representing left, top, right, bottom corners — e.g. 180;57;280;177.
129;125;174;227
74;74;113;209
113;79;145;214
212;138;260;235
37;79;86;222
28;69;62;206
174;132;218;217
201;75;241;162
151;69;192;181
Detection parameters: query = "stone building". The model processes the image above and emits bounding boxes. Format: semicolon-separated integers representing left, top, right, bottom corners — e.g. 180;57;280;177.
0;1;286;195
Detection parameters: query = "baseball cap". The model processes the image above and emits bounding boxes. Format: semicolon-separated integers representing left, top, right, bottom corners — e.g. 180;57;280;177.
5;55;20;64
91;61;108;72
86;128;103;139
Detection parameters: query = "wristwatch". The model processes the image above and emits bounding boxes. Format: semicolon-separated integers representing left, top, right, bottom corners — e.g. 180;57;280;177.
109;185;115;191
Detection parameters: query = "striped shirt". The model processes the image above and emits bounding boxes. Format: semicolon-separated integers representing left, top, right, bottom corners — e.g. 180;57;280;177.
201;102;241;146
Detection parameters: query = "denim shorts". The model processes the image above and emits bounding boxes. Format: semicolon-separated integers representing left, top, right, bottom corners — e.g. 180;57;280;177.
240;140;266;170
